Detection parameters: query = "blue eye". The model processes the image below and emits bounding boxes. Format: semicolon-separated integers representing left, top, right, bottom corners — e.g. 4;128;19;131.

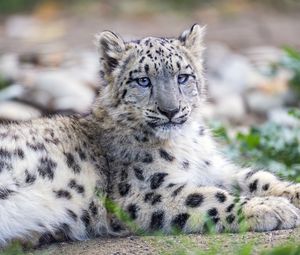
177;74;190;84
136;77;151;87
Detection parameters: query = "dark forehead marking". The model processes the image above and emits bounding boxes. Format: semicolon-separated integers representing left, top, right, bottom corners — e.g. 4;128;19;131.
180;50;195;71
145;38;151;46
122;53;134;67
131;38;187;75
159;41;166;46
116;53;136;85
139;56;145;63
131;39;141;44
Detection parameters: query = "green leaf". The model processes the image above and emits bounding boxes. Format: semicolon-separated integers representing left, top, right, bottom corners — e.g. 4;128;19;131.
283;46;300;61
288;108;300;120
1;241;25;255
260;244;300;255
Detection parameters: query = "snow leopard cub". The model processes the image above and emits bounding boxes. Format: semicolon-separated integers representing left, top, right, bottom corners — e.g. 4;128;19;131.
0;24;299;247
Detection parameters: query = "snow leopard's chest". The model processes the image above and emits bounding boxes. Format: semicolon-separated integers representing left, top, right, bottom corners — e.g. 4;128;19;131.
106;122;233;193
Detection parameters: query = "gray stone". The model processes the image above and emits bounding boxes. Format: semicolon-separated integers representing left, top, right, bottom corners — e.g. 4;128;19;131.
23;71;95;112
206;43;264;100
268;108;300;127
214;94;246;122
4;15;42;39
0;54;19;81
0;101;41;120
245;91;284;115
0;84;25;101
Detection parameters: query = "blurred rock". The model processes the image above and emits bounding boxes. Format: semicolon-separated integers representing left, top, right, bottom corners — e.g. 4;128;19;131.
245;91;284;115
214;94;246;122
268;108;300;127
4;15;65;42
201;103;216;121
22;71;95;112
0;101;41;121
4;15;41;39
0;84;25;101
205;43;297;123
206;43;263;100
0;54;19;81
242;46;284;75
62;51;99;88
19;44;68;67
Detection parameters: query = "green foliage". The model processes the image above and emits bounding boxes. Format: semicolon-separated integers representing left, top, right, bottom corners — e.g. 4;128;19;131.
214;117;300;182
0;242;25;255
0;0;42;14
281;47;300;97
161;242;300;255
151;0;214;11
0;76;10;91
288;108;300;119
261;244;300;255
102;195;143;234
253;0;300;11
2;0;300;14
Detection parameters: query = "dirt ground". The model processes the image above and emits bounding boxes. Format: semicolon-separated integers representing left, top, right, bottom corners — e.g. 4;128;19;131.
27;228;300;255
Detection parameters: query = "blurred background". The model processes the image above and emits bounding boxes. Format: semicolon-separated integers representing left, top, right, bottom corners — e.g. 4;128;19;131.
0;0;300;180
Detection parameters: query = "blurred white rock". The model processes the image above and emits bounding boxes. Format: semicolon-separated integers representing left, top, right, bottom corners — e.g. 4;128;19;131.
4;15;65;42
242;46;284;75
0;54;19;81
0;101;41;120
244;68;291;115
62;51;99;88
19;46;66;67
268;108;300;127
201;103;217;121
0;84;25;101
214;94;246;122
5;15;41;39
22;71;95;112
206;43;264;100
245;91;284;115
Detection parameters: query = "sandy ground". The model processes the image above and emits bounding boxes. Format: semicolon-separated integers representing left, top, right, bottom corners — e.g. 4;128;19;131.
27;228;300;255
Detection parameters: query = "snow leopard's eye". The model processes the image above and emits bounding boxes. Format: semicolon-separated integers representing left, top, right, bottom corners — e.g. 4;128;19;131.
136;77;151;88
177;74;190;85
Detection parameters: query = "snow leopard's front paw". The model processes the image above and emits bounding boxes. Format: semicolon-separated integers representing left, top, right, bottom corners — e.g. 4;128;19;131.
279;183;300;209
243;197;300;232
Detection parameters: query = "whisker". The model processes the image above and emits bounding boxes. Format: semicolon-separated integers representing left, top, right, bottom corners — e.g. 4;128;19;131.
146;116;162;120
145;109;157;114
178;113;188;119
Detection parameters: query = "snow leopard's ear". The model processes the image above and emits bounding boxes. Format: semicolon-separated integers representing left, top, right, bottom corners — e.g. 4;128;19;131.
95;30;125;74
179;24;206;58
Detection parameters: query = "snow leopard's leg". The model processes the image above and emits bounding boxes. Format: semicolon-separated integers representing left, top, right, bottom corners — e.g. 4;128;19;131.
0;184;84;247
0;180;108;247
234;168;300;209
117;184;300;234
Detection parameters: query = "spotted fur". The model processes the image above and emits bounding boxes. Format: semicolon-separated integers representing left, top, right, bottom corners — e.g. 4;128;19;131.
0;25;300;247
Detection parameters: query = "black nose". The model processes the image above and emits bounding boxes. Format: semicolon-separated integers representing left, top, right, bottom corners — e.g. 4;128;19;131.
157;107;180;120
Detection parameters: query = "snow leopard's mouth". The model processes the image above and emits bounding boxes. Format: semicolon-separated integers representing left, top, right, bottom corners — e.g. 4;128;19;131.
147;120;187;130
